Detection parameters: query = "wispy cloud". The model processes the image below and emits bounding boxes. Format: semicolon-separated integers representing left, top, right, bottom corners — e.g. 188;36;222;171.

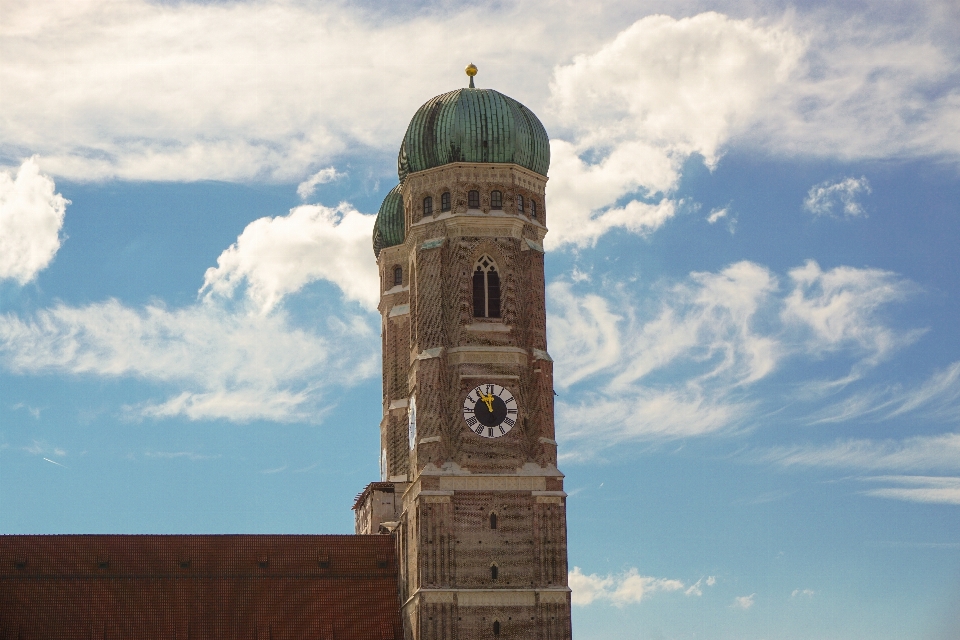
761;433;960;473
791;589;815;597
296;167;345;200
733;593;756;610
144;451;220;462
550;260;918;453
804;177;871;218
860;475;960;505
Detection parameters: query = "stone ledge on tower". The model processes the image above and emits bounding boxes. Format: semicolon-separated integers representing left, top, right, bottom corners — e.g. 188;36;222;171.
353;481;409;535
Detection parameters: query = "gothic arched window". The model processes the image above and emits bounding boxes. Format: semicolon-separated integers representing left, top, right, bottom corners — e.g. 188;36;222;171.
530;199;538;219
493;621;501;636
490;190;503;209
468;190;480;209
441;191;451;212
473;256;501;319
393;266;403;286
516;195;524;213
423;196;433;217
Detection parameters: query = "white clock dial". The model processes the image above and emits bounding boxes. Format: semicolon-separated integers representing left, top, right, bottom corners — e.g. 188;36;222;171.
462;383;518;439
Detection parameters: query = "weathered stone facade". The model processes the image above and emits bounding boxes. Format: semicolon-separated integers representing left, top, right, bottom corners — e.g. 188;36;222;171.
356;161;572;640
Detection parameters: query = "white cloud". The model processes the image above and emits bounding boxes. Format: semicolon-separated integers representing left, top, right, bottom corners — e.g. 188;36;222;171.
550;260;921;451
0;157;68;284
804;176;871;218
546;12;803;247
791;589;815;597
861;475;960;505
782;260;920;367
0;298;377;422
762;433;960;473
706;208;729;224
297;167;345;200
200;203;379;312
734;593;756;610
569;567;693;606
809;361;960;425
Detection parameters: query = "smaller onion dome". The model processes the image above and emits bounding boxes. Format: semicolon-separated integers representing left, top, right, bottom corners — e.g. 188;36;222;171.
372;184;404;257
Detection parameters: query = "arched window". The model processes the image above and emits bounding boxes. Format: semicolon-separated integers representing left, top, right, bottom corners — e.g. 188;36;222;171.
423;196;433;217
530;199;538;219
393;266;403;286
516;195;524;213
490;512;497;529
473;256;501;319
490;564;499;581
493;621;501;636
468;190;480;209
441;191;451;212
490;190;503;209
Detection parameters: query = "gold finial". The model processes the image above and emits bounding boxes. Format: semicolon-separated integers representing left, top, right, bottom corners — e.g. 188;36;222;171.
465;63;477;88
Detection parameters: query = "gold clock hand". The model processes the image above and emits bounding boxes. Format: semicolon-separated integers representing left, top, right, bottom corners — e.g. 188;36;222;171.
481;393;495;413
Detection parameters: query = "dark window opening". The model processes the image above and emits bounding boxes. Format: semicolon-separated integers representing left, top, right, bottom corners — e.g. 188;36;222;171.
393;266;403;286
517;195;524;213
441;191;451;211
531;200;538;219
490;513;497;529
491;190;502;209
468;190;480;209
472;256;501;318
491;565;499;581
493;621;501;636
423;196;433;217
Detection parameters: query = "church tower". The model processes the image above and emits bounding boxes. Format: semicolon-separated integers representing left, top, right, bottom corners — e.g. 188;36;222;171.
355;65;572;640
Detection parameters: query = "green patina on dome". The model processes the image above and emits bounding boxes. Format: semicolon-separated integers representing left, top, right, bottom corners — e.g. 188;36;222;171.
372;184;404;257
373;83;550;257
397;88;550;183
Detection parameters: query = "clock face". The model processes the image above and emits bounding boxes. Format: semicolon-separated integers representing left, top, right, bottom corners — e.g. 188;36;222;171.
463;383;518;439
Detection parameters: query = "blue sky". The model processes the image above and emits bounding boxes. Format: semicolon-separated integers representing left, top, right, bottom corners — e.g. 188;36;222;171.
1;1;959;638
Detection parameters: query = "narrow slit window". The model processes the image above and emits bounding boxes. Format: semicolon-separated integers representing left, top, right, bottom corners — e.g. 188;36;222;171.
517;195;524;213
423;196;433;217
491;564;499;581
530;199;538;219
490;512;497;529
468;190;480;209
441;191;451;211
393;266;403;286
493;621;501;636
472;256;501;319
490;190;502;209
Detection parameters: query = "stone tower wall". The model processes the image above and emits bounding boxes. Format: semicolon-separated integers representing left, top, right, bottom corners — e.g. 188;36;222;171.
372;162;571;640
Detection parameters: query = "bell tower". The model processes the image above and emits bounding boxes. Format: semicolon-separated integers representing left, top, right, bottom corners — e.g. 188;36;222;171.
355;65;572;640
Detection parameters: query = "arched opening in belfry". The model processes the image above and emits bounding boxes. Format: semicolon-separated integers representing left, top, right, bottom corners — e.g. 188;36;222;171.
473;255;501;319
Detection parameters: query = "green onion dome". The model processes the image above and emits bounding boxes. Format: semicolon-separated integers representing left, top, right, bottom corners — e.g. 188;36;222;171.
372;184;404;257
396;87;550;183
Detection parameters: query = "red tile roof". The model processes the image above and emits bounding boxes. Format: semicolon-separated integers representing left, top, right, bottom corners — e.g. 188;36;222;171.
0;534;402;640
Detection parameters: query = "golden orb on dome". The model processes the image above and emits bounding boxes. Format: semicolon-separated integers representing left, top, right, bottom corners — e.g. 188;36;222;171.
465;63;478;77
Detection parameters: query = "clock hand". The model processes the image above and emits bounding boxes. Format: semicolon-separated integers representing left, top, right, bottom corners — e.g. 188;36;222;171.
480;393;495;413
